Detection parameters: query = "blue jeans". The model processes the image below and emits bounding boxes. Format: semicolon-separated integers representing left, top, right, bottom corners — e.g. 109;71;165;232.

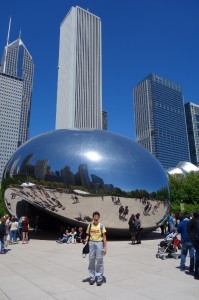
60;236;69;243
10;230;17;242
192;241;199;276
180;242;194;271
0;236;5;253
88;241;104;282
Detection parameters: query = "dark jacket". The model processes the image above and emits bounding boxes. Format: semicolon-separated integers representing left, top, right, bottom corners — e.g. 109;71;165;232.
0;223;6;237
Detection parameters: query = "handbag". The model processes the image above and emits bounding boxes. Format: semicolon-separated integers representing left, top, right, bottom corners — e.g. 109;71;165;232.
82;242;89;257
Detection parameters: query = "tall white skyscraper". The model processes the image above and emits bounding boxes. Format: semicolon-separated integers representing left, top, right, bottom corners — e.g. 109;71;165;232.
0;20;34;182
0;73;23;181
56;6;102;129
1;37;34;146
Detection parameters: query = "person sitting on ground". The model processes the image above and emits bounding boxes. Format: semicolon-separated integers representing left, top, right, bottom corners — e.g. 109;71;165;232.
67;227;77;243
75;227;86;243
56;229;70;243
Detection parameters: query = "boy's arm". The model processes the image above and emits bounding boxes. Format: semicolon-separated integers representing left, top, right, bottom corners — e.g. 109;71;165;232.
103;233;107;255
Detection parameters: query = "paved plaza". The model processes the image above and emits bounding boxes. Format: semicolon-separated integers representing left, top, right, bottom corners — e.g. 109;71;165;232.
0;232;198;300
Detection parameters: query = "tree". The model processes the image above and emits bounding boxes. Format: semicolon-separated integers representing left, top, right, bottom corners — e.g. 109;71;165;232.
0;189;8;217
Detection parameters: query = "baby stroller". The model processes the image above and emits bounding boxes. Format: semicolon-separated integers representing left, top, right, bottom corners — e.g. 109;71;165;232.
156;235;181;260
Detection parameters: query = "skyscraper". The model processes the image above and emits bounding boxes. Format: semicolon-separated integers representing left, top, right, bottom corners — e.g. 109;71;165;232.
0;73;23;181
1;36;34;146
56;6;102;129
185;102;199;167
133;73;190;169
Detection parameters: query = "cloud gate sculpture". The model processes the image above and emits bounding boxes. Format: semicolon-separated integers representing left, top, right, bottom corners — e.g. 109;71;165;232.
2;129;170;236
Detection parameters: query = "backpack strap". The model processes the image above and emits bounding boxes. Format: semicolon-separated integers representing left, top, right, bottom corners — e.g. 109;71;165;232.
100;223;103;236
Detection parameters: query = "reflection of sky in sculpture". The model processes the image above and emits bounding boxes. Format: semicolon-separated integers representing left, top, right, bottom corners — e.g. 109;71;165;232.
3;129;169;194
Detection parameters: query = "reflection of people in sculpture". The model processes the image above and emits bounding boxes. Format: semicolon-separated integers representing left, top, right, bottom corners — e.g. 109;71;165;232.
123;206;129;218
119;205;124;218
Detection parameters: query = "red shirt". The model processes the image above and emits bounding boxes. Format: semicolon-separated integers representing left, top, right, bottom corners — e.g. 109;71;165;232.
22;220;29;231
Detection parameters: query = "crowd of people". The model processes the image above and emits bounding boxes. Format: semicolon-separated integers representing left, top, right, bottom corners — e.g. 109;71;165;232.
1;203;199;283
157;211;199;280
0;214;30;253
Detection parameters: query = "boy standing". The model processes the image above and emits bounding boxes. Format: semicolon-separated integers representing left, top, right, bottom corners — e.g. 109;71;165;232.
85;212;107;286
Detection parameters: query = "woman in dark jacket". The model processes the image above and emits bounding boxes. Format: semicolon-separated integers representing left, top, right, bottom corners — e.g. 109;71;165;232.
128;214;136;245
0;216;7;254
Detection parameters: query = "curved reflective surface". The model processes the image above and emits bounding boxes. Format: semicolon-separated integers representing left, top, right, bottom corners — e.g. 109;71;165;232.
2;129;170;235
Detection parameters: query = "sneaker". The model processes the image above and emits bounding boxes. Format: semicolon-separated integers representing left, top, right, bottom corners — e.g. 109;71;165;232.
180;267;185;271
89;279;95;285
97;281;103;286
194;275;199;280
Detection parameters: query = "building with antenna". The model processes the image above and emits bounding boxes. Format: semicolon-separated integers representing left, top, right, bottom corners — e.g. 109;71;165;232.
1;21;34;146
0;18;34;182
56;6;102;129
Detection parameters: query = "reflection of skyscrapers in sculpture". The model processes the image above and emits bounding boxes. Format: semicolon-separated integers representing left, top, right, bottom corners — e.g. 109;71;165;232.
185;102;199;167
60;166;75;185
1;35;34;146
20;153;34;176
102;111;108;130
0;73;23;182
34;160;49;180
56;6;102;129
134;73;190;169
77;164;91;188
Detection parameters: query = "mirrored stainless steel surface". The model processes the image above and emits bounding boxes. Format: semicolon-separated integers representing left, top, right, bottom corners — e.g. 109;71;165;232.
2;129;170;234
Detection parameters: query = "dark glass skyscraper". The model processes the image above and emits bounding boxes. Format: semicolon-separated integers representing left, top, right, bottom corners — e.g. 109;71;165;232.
185;102;199;167
133;73;190;169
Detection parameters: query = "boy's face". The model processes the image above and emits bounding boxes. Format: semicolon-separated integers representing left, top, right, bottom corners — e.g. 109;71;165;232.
93;214;100;223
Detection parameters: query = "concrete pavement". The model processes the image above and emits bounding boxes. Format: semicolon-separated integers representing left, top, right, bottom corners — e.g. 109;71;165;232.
0;233;198;300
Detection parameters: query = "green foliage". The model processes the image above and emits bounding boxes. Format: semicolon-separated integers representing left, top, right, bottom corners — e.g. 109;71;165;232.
169;172;199;206
0;189;8;218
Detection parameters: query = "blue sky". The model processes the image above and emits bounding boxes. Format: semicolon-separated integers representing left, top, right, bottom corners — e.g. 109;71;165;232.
1;0;199;140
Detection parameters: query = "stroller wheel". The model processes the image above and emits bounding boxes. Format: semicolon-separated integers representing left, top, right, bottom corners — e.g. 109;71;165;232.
156;254;160;258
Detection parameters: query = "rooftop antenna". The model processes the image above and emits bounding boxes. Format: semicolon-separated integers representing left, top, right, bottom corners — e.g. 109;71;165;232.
3;16;12;73
19;29;21;40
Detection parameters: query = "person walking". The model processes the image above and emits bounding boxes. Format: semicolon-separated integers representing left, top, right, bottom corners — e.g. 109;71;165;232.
85;212;107;286
177;213;194;272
